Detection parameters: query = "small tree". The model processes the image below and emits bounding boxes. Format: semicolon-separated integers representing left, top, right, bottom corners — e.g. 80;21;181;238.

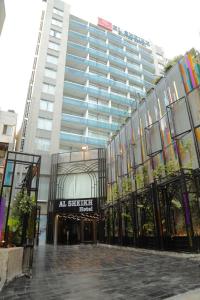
11;191;36;245
15;192;35;216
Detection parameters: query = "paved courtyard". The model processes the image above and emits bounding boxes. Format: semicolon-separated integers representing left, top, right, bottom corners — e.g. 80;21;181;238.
1;244;200;299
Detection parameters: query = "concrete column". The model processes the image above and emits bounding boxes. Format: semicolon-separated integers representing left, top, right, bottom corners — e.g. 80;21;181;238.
93;220;97;243
54;214;59;246
81;220;84;243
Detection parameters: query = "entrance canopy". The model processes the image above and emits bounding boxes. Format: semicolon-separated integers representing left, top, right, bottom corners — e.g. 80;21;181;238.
46;148;106;244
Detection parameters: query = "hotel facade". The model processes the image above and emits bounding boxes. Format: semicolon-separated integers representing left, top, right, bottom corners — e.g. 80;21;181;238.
19;0;166;209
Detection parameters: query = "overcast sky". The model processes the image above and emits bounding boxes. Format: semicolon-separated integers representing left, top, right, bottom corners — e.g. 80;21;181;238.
0;0;199;128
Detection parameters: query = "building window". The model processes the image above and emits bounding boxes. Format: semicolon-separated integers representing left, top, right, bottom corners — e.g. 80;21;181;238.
40;99;54;112
48;41;60;51
52;18;62;28
35;137;50;151
37;118;52;131
2;125;13;136
44;68;56;79
53;7;64;17
42;83;56;95
50;29;61;39
46;54;58;65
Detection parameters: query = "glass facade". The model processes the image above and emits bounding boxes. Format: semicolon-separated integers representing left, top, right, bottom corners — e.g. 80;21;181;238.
104;54;200;251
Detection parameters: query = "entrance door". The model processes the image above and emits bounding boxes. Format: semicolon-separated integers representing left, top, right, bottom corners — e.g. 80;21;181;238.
83;221;93;242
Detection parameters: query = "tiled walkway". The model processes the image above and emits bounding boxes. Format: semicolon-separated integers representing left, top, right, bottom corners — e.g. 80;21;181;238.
1;244;200;299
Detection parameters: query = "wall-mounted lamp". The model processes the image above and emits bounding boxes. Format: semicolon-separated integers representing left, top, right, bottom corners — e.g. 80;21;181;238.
81;146;88;151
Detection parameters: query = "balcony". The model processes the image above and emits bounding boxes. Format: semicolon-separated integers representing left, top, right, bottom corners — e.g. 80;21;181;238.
108;44;125;57
143;69;155;82
123;41;139;53
89;36;107;51
109;55;126;69
141;59;155;73
64;81;87;98
64;78;140;106
126;51;140;64
140;48;154;63
60;131;107;147
87;85;135;106
68;31;88;45
89;26;107;40
88;48;108;62
87;59;108;74
69;20;88;34
62;113;119;131
63;96;130;117
127;62;142;74
66;54;88;71
107;32;122;45
109;66;127;80
67;41;88;59
66;52;144;90
128;74;144;87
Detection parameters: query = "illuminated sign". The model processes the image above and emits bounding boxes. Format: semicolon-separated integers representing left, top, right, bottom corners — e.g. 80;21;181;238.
98;17;112;31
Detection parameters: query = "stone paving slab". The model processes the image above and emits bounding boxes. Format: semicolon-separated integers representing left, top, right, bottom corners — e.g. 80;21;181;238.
1;244;200;299
166;288;200;299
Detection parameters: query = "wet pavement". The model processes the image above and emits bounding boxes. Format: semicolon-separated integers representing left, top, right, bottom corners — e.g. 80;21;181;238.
1;244;200;299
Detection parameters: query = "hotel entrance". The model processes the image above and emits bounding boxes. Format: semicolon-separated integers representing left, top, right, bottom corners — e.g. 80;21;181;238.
56;213;98;245
46;149;107;245
83;221;93;242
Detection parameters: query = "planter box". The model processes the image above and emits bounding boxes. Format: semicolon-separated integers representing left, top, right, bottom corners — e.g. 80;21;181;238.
0;247;23;291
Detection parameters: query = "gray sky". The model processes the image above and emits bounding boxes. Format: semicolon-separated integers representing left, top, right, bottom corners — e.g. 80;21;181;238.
0;0;199;129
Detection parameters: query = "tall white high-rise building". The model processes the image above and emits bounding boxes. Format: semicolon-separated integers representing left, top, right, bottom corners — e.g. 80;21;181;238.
19;0;167;208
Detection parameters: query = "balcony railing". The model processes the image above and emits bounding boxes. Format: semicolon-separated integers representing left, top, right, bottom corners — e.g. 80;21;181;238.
64;81;137;106
63;96;130;117
89;48;108;61
108;44;125;56
143;69;155;81
127;62;142;74
141;58;155;72
123;40;139;53
68;31;88;43
89;36;107;50
67;41;87;53
109;55;126;68
140;49;154;63
60;131;107;147
62;113;119;131
126;51;140;63
89;26;107;39
107;32;122;44
69;20;88;31
65;67;144;95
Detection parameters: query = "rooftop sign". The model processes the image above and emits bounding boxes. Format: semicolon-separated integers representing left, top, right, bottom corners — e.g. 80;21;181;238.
98;17;112;31
113;25;150;47
98;17;150;47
